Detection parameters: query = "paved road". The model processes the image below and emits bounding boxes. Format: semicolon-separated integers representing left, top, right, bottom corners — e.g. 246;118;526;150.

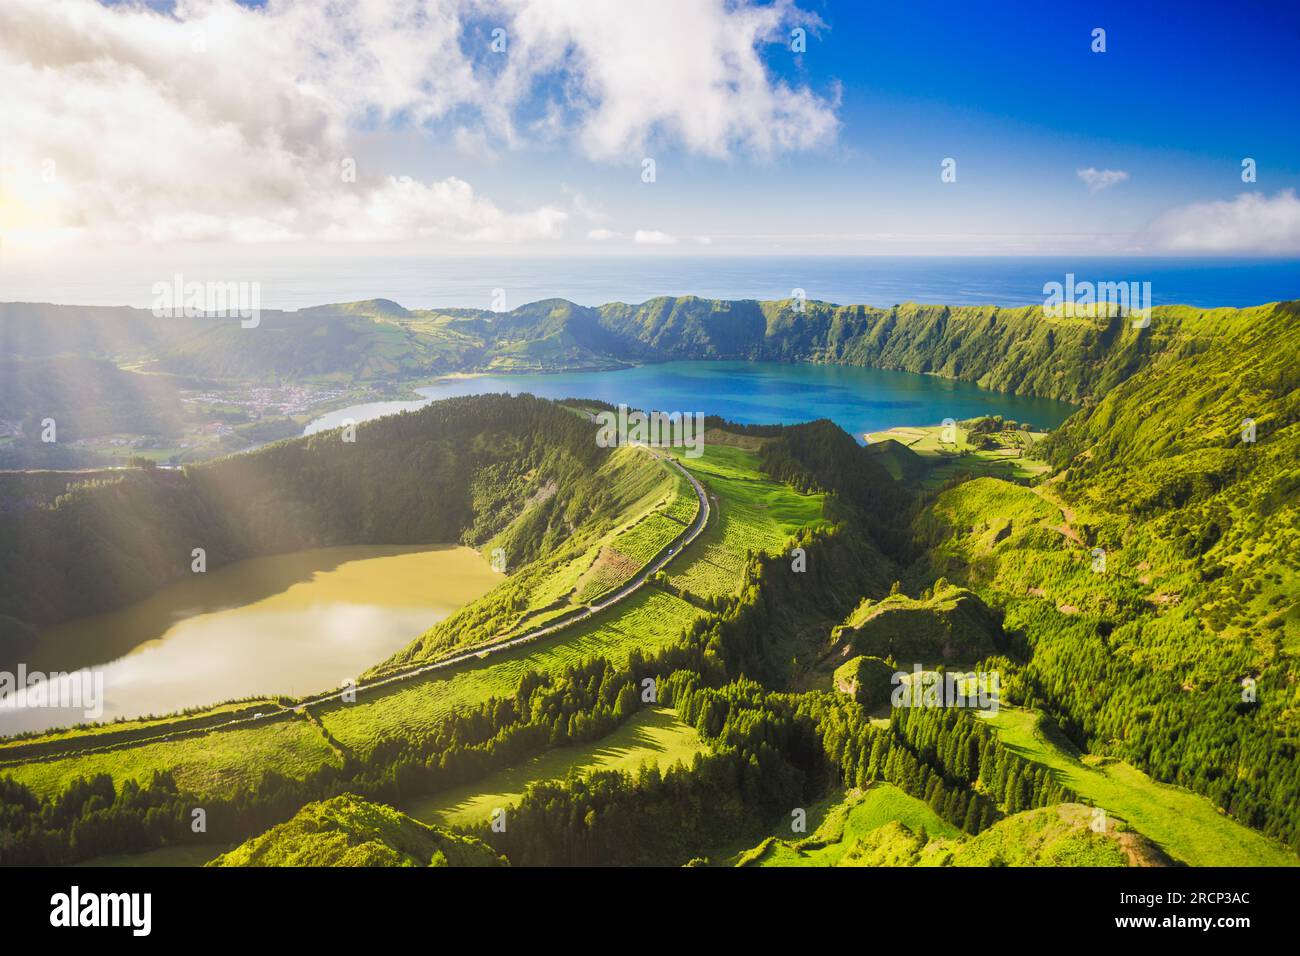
8;449;711;760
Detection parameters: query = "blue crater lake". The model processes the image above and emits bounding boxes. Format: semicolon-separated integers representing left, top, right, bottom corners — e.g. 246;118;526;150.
305;361;1079;440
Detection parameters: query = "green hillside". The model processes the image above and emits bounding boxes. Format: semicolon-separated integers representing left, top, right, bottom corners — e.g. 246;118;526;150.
733;784;959;866
983;707;1298;867
2;294;1298;869
208;794;503;867
911;299;1300;851
829;581;1004;665
734;786;1168;867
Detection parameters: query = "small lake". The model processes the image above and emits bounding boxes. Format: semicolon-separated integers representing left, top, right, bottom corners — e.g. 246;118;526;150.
306;361;1079;438
0;545;501;737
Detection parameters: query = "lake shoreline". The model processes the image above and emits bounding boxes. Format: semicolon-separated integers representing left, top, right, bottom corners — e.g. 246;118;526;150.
307;359;1080;442
0;544;502;739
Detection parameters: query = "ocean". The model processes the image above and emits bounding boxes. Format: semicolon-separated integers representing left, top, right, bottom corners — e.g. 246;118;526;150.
3;255;1297;312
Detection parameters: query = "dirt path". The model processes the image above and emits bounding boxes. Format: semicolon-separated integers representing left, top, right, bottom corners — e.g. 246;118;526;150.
1032;485;1083;546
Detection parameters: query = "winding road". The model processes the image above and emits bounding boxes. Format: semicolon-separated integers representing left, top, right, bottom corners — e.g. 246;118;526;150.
285;449;709;711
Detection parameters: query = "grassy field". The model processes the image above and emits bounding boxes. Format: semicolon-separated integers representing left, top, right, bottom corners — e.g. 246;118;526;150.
383;444;694;665
3;716;341;800
665;443;827;601
575;512;689;603
663;469;702;525
404;707;706;827
732;784;959;867
0;700;275;761
982;706;1299;867
869;423;1052;488
77;844;228;867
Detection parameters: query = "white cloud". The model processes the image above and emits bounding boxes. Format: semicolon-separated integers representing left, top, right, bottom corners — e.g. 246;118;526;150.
0;0;838;248
634;230;677;245
1145;190;1300;253
565;189;608;224
496;0;838;160
1077;168;1129;192
0;0;527;246
453;127;499;162
586;228;621;241
323;176;567;242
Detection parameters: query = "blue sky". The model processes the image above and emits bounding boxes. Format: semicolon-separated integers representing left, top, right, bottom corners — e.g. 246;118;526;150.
491;0;1300;254
3;0;1299;259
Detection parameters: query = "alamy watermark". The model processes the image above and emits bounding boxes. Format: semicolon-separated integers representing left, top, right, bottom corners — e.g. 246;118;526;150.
595;404;706;459
50;886;150;936
151;273;261;328
0;665;104;720
1043;273;1151;328
891;664;1000;713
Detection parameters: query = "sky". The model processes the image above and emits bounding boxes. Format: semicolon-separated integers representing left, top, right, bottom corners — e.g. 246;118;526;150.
1;0;1299;267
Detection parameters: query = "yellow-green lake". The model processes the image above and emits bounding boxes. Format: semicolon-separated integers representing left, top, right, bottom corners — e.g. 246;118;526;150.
1;545;500;736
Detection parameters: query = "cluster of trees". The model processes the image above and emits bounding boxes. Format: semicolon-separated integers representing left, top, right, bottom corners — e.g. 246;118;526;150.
351;653;692;801
480;674;827;866
758;419;913;532
965;415;1025;436
1009;599;1300;849
473;662;1079;865
795;691;1072;835
0;765;349;866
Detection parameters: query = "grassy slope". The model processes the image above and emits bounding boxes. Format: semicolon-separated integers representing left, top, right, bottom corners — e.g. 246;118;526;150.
733;785;1163;868
208;793;503;867
375;443;687;668
733;784;958;867
404;707;705;827
665;443;828;601
948;804;1150;867
982;706;1297;867
5;716;340;800
868;423;1051;489
1044;302;1300;659
320;589;702;757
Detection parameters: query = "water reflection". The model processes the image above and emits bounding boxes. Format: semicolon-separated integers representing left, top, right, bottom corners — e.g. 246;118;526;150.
1;545;500;737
